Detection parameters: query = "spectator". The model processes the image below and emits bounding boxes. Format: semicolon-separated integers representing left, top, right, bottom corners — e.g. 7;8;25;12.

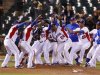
86;15;95;31
64;4;74;24
93;10;99;23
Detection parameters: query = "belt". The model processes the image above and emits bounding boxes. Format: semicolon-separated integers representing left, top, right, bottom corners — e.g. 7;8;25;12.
39;40;46;43
21;39;25;41
5;38;9;39
57;41;66;43
39;41;43;43
49;40;57;42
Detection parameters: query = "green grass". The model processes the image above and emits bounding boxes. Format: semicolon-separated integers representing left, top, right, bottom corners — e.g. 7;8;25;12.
0;56;100;69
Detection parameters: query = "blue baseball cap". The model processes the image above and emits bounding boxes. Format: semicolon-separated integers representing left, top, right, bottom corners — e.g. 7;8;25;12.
79;19;85;24
96;21;100;26
70;17;76;21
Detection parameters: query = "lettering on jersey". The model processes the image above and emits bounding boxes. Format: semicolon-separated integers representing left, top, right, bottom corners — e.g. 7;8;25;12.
41;31;46;38
56;33;61;38
60;35;65;39
56;33;65;39
82;34;86;39
81;32;91;41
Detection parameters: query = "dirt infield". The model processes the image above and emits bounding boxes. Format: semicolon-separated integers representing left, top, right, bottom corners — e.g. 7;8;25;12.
0;65;100;75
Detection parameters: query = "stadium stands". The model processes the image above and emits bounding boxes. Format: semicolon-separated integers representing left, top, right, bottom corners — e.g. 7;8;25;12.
0;0;100;35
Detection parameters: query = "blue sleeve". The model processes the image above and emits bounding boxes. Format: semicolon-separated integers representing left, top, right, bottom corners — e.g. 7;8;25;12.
31;20;38;27
98;30;100;37
53;19;60;27
16;22;27;28
65;24;71;29
73;23;79;28
79;30;84;34
48;24;51;30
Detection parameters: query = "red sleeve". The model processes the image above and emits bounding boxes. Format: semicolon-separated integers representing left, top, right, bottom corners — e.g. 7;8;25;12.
26;27;32;41
61;27;68;38
46;30;49;40
85;32;91;41
10;27;18;38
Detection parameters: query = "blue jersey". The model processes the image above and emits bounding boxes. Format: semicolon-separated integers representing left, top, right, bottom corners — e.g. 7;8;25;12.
96;29;100;44
66;23;80;42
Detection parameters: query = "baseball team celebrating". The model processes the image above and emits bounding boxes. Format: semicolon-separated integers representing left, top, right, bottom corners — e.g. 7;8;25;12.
1;13;100;69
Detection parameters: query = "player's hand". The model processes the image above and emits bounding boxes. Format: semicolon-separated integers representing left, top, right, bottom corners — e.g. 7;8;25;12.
25;20;30;23
67;28;73;33
37;15;42;19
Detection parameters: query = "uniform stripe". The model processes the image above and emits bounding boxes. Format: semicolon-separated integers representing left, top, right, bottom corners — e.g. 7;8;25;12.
10;27;17;38
26;27;32;41
61;27;68;38
46;30;49;39
85;32;91;41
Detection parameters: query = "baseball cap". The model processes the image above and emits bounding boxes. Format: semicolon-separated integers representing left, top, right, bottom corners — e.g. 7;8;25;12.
79;19;85;24
12;20;20;26
96;21;100;26
70;17;76;21
49;13;55;17
44;19;50;24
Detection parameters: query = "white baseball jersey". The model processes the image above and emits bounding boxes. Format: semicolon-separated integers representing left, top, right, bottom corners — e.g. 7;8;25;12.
89;29;97;35
39;27;48;42
5;25;18;42
89;29;98;43
79;27;91;43
23;25;33;44
48;30;57;42
56;26;69;43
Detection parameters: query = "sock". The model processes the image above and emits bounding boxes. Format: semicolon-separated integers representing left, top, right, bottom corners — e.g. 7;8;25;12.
86;58;90;63
75;57;79;64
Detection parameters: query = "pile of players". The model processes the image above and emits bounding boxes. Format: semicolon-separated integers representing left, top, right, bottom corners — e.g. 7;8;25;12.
1;14;100;69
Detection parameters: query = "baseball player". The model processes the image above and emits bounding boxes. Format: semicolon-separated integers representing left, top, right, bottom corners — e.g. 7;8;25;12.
47;28;58;64
86;21;100;67
67;17;81;65
1;21;27;68
41;23;58;65
78;19;91;64
52;20;72;64
19;16;41;68
32;20;50;65
31;27;42;64
33;27;48;65
85;29;97;66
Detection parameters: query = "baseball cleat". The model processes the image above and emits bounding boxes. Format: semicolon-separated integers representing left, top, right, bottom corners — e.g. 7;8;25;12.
1;66;8;68
15;65;23;69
